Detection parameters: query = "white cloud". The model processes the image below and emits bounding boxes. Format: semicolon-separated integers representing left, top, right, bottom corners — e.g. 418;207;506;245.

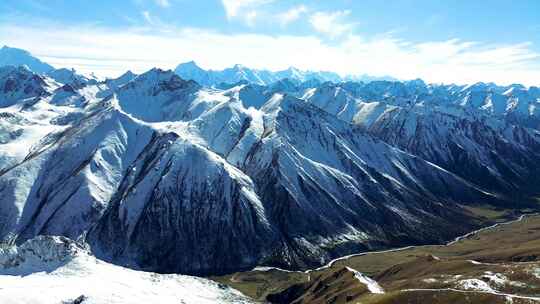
1;22;538;86
309;10;354;37
277;5;307;27
221;0;269;18
221;0;272;26
155;0;170;8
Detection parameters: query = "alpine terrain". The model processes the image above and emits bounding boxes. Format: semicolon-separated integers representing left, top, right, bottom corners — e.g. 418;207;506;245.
0;46;539;303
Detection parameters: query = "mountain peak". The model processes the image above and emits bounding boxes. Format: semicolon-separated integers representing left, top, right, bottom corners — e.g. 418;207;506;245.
1;45;31;55
118;70;137;80
46;67;99;86
124;67;200;96
174;61;212;85
0;45;54;74
407;78;426;86
141;67;179;78
177;60;202;69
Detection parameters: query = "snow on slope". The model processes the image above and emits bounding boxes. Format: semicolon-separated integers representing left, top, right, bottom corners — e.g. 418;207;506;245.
0;99;71;170
104;70;137;91
0;103;159;243
71;75;496;274
0;236;254;304
363;104;540;195
346;267;385;294
1;67;280;274
114;68;207;122
0;67;97;172
47;68;99;87
86;125;278;275
224;94;498;268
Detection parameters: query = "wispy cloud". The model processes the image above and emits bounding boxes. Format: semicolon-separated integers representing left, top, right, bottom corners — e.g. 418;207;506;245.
221;0;272;26
221;0;268;18
142;11;153;24
1;22;538;86
276;5;308;27
140;10;170;28
154;0;170;8
309;10;354;37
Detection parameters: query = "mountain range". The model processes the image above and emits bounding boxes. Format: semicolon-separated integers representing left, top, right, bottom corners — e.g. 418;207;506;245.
174;60;397;86
0;46;539;282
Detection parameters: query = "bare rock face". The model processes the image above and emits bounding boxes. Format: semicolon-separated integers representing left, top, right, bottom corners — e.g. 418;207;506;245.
61;295;88;304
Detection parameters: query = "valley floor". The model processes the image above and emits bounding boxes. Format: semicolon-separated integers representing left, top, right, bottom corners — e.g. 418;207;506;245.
214;208;540;303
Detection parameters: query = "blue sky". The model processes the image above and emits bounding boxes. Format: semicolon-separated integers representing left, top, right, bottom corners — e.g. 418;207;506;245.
1;0;539;85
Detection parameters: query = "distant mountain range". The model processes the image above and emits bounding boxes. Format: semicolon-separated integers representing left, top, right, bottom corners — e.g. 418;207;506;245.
0;45;539;280
174;60;397;86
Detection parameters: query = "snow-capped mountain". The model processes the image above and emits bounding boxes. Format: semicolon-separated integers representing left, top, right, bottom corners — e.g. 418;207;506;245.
0;66;53;107
0;46;54;74
0;236;254;303
174;61;388;86
344;73;398;83
47;68;100;87
302;80;540;130
104;70;137;90
301;82;540;194
1;48;540;278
